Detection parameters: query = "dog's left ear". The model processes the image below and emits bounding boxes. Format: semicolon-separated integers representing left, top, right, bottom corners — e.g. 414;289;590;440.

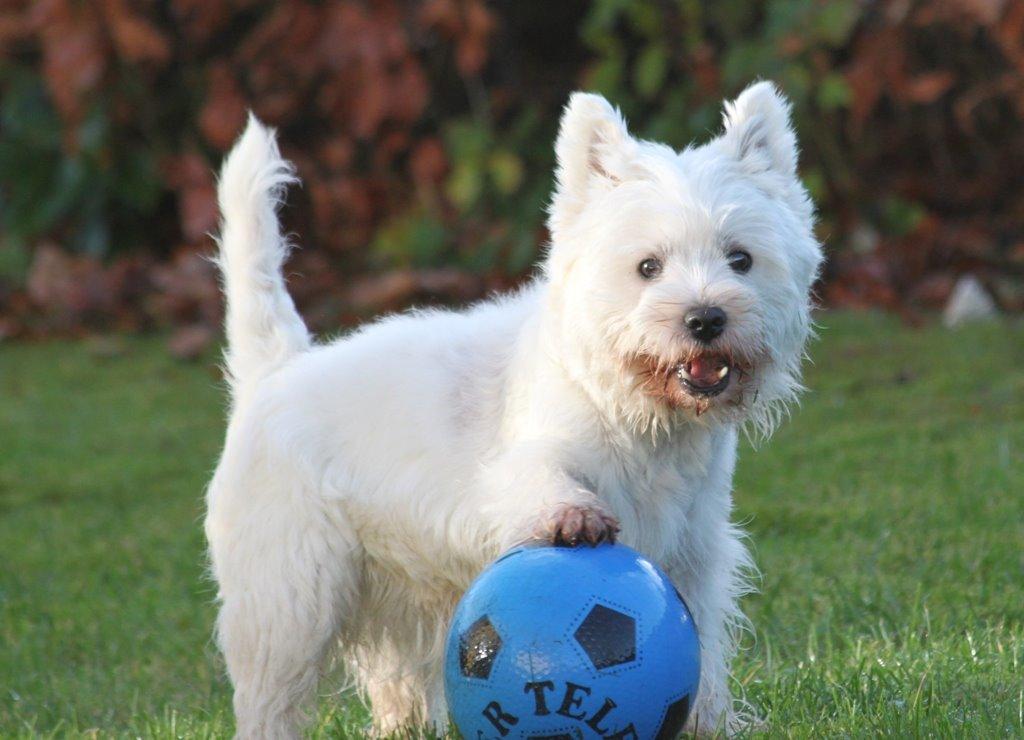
549;92;637;235
719;81;799;183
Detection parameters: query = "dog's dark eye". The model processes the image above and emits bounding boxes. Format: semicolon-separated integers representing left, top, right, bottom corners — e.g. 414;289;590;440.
638;257;662;280
727;249;752;274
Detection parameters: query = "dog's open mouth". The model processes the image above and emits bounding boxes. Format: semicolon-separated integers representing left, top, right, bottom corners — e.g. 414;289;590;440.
676;354;733;397
632;350;754;410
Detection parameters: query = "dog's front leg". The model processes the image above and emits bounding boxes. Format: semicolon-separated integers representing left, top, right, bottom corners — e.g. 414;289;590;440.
480;445;619;549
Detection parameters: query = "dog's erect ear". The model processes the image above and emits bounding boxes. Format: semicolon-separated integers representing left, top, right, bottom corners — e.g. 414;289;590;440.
549;92;636;231
720;81;799;182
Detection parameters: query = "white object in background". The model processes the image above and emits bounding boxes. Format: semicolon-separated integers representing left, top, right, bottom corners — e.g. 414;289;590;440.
943;274;997;327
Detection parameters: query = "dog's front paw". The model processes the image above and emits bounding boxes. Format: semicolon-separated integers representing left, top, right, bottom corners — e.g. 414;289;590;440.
540;502;620;546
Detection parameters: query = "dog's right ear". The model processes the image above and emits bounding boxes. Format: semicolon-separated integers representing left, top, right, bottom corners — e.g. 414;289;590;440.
549;92;636;235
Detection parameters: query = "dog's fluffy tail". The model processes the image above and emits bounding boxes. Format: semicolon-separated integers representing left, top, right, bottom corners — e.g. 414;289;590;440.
215;114;310;392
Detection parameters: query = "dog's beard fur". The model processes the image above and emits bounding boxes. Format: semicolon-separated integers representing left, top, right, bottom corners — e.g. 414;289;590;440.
206;82;823;739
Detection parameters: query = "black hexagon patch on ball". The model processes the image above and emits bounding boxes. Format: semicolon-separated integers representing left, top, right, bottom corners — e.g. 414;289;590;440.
459;615;502;679
573;603;636;670
655;694;691;740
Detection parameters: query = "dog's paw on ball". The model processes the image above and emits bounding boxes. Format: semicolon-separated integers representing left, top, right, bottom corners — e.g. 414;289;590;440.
541;502;621;546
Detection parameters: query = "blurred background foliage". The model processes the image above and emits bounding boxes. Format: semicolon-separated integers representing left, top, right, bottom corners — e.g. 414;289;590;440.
1;0;1023;350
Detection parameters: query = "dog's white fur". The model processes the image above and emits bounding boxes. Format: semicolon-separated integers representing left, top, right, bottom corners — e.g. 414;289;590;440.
206;82;822;738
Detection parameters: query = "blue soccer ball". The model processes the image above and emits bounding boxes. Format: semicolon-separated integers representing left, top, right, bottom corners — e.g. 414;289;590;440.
444;542;700;739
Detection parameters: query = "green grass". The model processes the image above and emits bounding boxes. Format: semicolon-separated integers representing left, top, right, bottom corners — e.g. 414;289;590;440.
1;312;1022;738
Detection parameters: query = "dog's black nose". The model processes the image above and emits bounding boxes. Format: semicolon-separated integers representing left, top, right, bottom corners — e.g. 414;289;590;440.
685;306;727;343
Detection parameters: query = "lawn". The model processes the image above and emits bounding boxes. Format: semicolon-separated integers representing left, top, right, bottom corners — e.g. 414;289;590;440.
1;312;1021;738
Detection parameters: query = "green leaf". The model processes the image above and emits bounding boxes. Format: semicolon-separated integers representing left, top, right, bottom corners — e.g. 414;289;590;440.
626;3;661;36
74;205;111;258
0;237;31;285
817;73;852;111
879;197;926;238
463;233;503;272
815;0;861;47
446;163;484;211
112;149;161;213
31;157;89;235
581;0;633;46
488;151;524;195
634;43;669;100
802;167;827;202
780;63;812;103
507;228;539;274
443;119;491;163
78;104;110;154
721;41;778;91
0;71;62;147
585;53;624;98
371;210;449;268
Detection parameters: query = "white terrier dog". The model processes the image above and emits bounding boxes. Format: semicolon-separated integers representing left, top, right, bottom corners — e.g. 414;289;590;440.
206;81;822;738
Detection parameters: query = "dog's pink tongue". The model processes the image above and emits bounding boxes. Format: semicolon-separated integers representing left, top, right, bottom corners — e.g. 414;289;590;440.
687;357;722;386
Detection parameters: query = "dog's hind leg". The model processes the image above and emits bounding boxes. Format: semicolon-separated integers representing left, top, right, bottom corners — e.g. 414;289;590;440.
207;471;361;739
338;566;454;737
355;641;425;737
350;593;452;737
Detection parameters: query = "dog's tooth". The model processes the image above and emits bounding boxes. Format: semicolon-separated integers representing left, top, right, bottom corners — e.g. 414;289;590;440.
717;365;730;379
